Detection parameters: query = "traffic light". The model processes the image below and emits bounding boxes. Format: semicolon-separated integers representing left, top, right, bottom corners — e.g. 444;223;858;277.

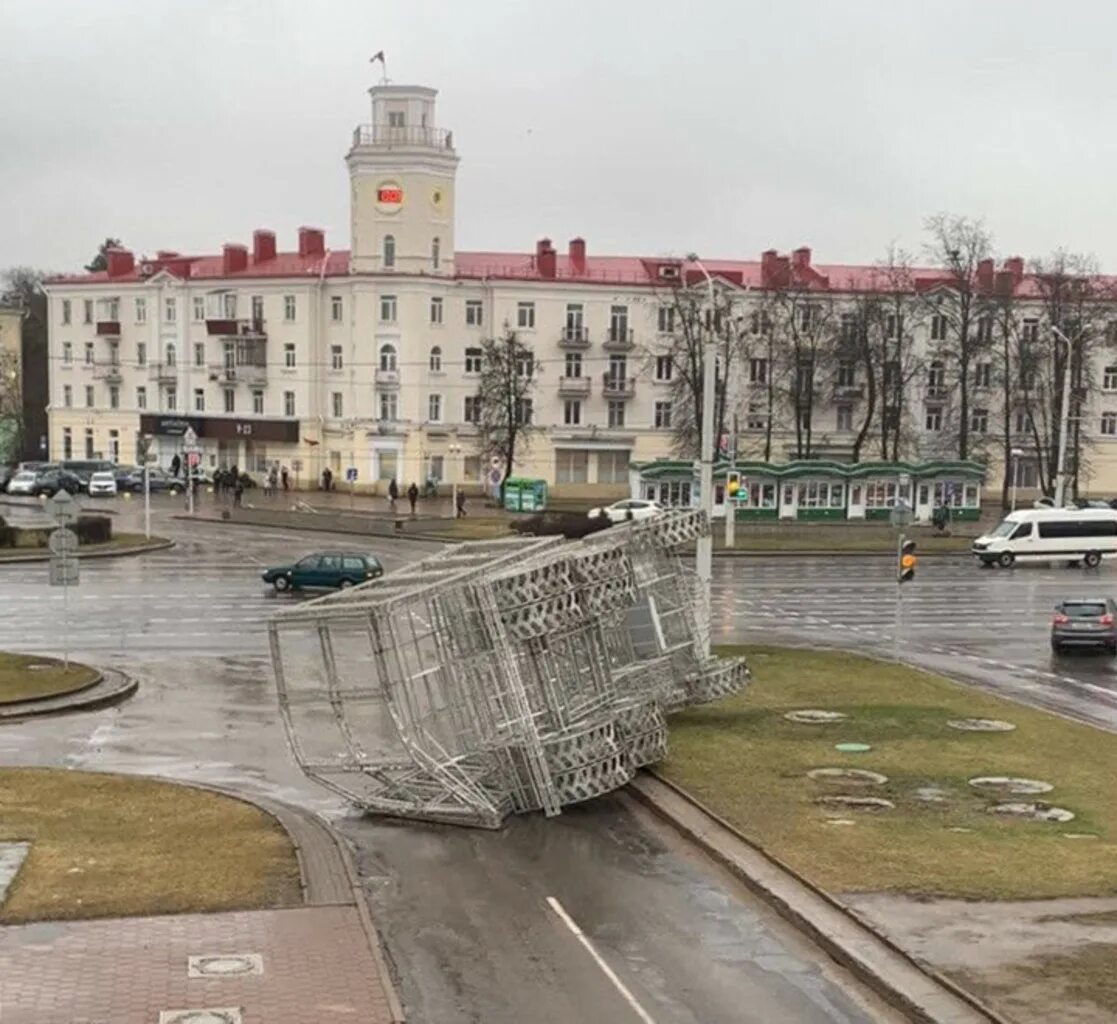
898;538;917;583
726;471;741;498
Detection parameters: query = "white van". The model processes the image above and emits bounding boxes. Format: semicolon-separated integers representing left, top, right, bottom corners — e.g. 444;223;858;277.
972;508;1117;568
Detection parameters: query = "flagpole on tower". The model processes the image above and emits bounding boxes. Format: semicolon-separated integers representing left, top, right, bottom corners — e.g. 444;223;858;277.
370;50;388;85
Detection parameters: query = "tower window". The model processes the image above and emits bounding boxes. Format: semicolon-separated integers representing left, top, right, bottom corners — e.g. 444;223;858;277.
384;235;396;269
388;110;405;128
432;236;441;270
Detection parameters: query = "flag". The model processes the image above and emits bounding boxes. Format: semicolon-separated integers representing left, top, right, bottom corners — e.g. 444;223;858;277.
370;51;385;65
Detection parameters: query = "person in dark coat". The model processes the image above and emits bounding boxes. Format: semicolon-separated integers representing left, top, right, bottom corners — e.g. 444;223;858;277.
170;453;181;478
388;478;399;513
281;465;290;492
322;467;333;492
455;490;466;518
233;475;245;508
407;482;419;516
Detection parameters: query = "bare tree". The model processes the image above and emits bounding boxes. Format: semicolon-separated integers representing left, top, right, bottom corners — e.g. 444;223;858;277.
1;267;49;462
85;238;123;273
475;328;538;497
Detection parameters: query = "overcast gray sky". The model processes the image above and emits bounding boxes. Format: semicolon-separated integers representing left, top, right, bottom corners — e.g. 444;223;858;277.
4;0;1116;274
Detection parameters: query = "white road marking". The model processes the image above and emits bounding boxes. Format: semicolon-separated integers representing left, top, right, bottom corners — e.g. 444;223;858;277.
545;896;656;1024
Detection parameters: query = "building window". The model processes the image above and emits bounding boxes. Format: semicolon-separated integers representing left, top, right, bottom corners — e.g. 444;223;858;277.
194;388;205;412
976;316;993;343
380;295;397;322
930;313;947;341
428;393;442;422
927;360;945;392
749;358;768;385
134;341;146;366
136;386;147;410
62;342;72;364
564;400;582;426
432;236;440;270
163;297;176;323
331;295;343;322
598;450;630;484
284;343;296;368
555;450;589;484
1014;408;1029;433
430;296;443;325
609;304;629;341
84;428;94;459
925;406;943;432
798;409;811;432
284;295;296;322
388;110;405;128
332;392;343;418
465;300;483;327
565;352;583;378
83;300;92;324
885;313;899;339
193;342;204;368
252;390;263;414
464;347;483;374
135;298;146;324
654;401;672;429
745;412;767;431
1103;412;1117;437
565;303;584;335
166;386;177;411
284;390;295;416
62;427;72;460
62;384;72;407
1105;366;1117;391
975;362;992;388
383;235;396;269
223;389;235;413
108;429;119;463
836;405;853;431
84;342;94;365
331;345;343;371
464;395;481;423
971;407;988;434
750;310;772;336
62;299;72;325
1022;318;1039;345
378;392;398;421
515;398;533;425
837;361;855;387
429;346;442;372
655;355;672;382
657;306;675;334
379;344;397;371
516;352;534;379
193;296;205;321
839;312;858;344
85;385;94;408
608;401;625;428
251;295;263;322
517;302;536;329
799;305;816;331
109;385;119;410
165;342;176;367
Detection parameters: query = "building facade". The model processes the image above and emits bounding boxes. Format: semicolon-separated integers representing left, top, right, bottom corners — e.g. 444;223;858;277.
42;82;1117;499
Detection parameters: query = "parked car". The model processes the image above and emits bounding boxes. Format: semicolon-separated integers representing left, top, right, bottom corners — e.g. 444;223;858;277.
30;468;83;498
1074;499;1112;510
87;470;118;497
114;464;141;489
587;498;663;524
262;552;384;593
6;470;40;495
118;467;182;494
1051;598;1117;654
0;465;15;491
61;459;116;492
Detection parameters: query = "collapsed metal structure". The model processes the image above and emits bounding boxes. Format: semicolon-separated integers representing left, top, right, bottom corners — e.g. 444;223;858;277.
268;510;749;828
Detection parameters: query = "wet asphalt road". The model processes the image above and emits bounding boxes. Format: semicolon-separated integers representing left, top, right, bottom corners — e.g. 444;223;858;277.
0;497;898;1024
714;553;1117;732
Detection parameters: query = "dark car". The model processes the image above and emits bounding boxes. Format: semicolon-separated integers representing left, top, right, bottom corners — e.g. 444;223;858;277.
1051;598;1117;654
32;468;83;497
61;459;115;491
262;552;384;592
119;467;182;494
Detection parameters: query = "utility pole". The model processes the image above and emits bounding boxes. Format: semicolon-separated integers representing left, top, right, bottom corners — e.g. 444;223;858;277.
1052;325;1073;508
688;254;717;586
724;414;737;550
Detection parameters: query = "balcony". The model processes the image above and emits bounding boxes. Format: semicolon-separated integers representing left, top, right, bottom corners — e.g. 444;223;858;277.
210;363;268;387
557;376;592;398
833;384;864;400
375;368;400;388
601;374;636;399
351;123;454;151
92;361;123;382
206;317;266;338
148;363;178;383
558;327;590;349
95;320;121;337
603;327;635;352
926;384;948;399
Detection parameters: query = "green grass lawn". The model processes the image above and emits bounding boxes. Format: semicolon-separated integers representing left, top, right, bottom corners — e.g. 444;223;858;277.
0;532;165;559
661;645;1117;900
0;768;301;922
0;653;98;705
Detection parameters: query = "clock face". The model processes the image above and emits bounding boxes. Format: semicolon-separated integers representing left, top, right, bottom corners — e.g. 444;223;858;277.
375;181;404;214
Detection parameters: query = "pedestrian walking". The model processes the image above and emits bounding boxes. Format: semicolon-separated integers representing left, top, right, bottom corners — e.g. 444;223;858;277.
268;464;279;498
407;482;419;517
281;465;290;492
170;453;181;478
233;475;245;508
322;467;333;492
388;478;399;514
456;490;467;518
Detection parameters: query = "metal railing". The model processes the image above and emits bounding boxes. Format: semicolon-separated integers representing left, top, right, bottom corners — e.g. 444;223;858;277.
601;374;636;398
210;363;268;386
375;368;400;387
557;376;592;397
92;361;123;381
351;124;454;150
559;327;590;348
603;327;635;351
148;363;177;382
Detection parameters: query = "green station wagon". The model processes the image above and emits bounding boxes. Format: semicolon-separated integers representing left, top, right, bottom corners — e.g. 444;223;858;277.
262;551;384;592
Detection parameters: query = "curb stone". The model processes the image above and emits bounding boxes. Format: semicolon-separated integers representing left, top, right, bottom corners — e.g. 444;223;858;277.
0;668;138;722
0;538;175;564
629;770;1010;1024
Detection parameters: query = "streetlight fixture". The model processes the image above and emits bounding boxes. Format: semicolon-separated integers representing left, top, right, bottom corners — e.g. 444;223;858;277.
686;253;717;586
1010;447;1024;513
1051;325;1074;508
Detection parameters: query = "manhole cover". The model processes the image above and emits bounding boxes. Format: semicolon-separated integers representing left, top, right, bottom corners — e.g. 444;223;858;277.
835;742;872;753
159;1011;243;1024
784;710;848;724
988;802;1075;823
914;786;949;803
808;768;888;786
947;718;1016;732
969;776;1053;795
187;954;263;979
816;796;894;811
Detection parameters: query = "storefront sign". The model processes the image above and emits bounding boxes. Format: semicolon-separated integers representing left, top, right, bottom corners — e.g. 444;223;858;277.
140;415;299;443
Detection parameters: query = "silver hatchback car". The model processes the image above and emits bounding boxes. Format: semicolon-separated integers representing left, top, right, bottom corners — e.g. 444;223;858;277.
1051;598;1117;654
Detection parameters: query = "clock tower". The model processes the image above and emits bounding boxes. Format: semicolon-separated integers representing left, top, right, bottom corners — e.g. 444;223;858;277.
347;84;459;275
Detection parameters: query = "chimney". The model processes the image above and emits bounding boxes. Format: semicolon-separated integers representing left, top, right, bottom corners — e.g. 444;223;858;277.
760;249;778;287
568;237;586;275
253;229;277;263
538;241;557;279
977;258;994;291
105;248;135;278
298;226;325;257
223;243;249;275
1003;256;1024;281
994;270;1016;296
155;250;180;259
792;246;812;269
775;255;791;288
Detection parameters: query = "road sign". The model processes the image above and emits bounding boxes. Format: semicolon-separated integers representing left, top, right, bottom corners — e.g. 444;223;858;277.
346;467;358;482
889;501;913;529
187;451;201;467
49;557;79;587
182;426;198;446
48;527;78;555
47;490;78;526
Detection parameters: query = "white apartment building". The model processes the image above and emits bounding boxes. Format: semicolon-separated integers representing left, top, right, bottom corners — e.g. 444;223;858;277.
43;82;1117;499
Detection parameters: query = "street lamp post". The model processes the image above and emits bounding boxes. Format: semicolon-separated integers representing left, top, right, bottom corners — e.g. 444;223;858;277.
687;254;717;586
1052;326;1074;508
1010;447;1024;513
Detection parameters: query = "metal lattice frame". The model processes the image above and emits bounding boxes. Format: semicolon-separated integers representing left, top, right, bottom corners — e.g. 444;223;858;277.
269;511;749;828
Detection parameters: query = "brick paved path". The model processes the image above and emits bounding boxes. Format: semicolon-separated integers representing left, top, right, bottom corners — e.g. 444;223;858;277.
0;905;396;1024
